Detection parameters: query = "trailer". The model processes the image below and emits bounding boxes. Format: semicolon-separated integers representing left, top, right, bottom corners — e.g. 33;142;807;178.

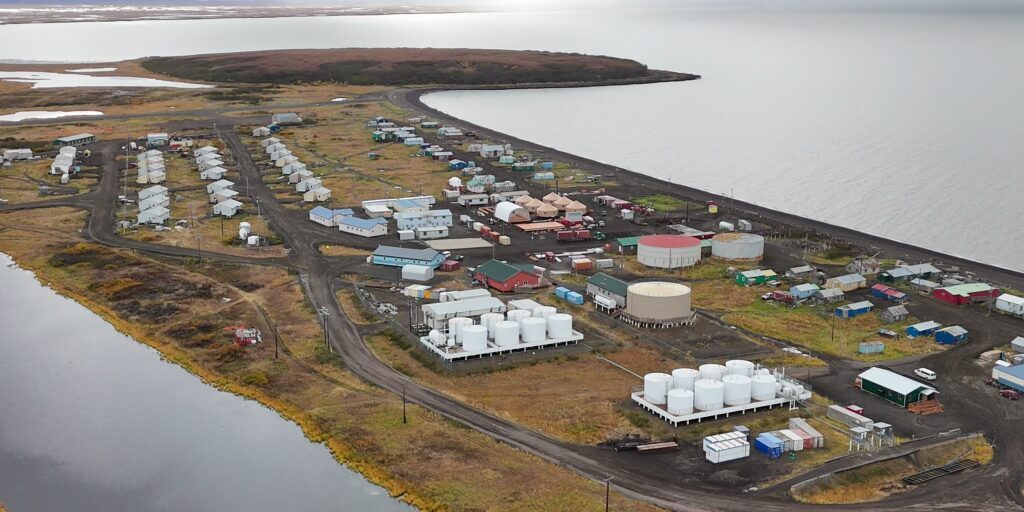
556;229;592;242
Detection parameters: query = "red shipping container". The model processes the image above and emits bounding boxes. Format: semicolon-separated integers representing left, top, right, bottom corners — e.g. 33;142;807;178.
572;258;593;271
440;260;461;272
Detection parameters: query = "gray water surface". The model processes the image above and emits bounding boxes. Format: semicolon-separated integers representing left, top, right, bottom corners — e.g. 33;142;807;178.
0;253;411;511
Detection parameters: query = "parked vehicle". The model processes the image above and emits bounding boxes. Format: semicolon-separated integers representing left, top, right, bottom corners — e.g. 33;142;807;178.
914;368;937;381
556;230;591;242
1000;389;1019;400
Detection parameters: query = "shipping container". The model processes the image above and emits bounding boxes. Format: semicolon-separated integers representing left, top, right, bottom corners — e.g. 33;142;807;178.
566;291;585;305
754;434;782;459
544;251;557;262
572;258;594;271
595;258;614;269
439;260;461;272
555;287;570;299
499;235;511;246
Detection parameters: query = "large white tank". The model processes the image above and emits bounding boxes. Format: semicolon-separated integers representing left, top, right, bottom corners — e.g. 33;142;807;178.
428;329;445;346
238;222;252;240
448;317;473;341
643;373;673;405
725;360;755;378
506;309;531;325
637;234;702;268
532;306;557;319
699;363;727;381
480;313;505;338
520;317;547;343
693;379;725;411
461;325;488;352
722;374;752;406
494;321;520;347
751;375;777;401
711;233;765;261
623;281;692;325
671;368;700;391
667;388;695;415
546;313;573;339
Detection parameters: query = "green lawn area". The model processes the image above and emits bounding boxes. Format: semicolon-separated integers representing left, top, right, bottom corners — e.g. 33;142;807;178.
632;194;687;212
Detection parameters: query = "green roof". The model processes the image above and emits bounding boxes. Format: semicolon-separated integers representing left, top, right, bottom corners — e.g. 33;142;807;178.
940;283;995;296
475;259;525;282
587;272;628;297
617;236;641;247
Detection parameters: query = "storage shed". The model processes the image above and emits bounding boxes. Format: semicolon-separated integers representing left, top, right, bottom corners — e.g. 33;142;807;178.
786;265;815;281
835;300;873;318
814;288;844;304
880;305;909;323
935;326;968;345
402;264;434;282
855;367;937;408
824;273;867;292
790;283;820;300
870;284;909;303
493;201;530;224
906;320;942;337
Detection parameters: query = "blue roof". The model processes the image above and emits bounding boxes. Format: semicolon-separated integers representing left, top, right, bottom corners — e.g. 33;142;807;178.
998;364;1024;380
335;208;354;216
310;206;333;218
339;216;387;229
396;199;420;209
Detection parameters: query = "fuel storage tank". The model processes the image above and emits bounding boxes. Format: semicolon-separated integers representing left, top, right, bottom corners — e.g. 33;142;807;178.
710;233;765;261
520;317;547;343
699;363;726;381
693;379;725;411
643;373;673;405
671;368;700;391
493;321;520;347
725;360;755;377
722;374;752;406
667;388;695;415
751;375;778;401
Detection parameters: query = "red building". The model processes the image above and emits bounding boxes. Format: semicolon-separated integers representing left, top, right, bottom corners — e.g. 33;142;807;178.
473;259;541;293
932;283;1000;305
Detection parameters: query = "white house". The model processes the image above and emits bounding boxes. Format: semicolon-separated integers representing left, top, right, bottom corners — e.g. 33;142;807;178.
394;209;453;230
252;126;271;137
309;206;348;227
213;199;243;217
303;187;332;202
200;166;228;180
198;159;224;171
479;144;505;158
265;143;285;155
338;216;388;238
282;162;306;175
415;226;448;240
288;169;314;184
138;185;168;201
194;145;219;157
146;170;166;184
269;149;291;161
296;177;322;193
137;206;170;225
260;137;280;148
275;155;298;168
210;188;239;204
206;179;235;194
138;193;169;211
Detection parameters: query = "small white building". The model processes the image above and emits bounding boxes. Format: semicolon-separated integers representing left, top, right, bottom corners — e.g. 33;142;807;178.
137;206;170;225
415;226;449;240
275;155;298;168
364;203;392;219
995;293;1024;316
213;199;243;217
51;154;74;175
198;158;224;171
272;112;302;125
402;264;434;282
138;193;169;211
206;179;235;194
281;162;306;175
457;193;489;206
338;216;388;238
269;149;291;161
193;145;219;157
200;166;228;180
296;177;322;193
394;209;453;230
479;144;506;159
138;185;168;201
260;137;280;148
265;143;285;155
289;169;314;184
2;148;32;161
210;189;239;204
146;170;166;184
252;126;271;137
303;187;332;202
703;431;750;464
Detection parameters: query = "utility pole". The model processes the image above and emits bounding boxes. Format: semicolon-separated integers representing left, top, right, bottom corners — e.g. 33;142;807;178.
604;476;615;512
272;321;279;359
319;306;330;350
831;308;837;342
402;385;408;424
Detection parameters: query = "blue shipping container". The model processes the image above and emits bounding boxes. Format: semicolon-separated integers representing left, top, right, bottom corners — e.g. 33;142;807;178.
555;287;570;299
754;434;782;459
541;161;554;170
566;292;585;305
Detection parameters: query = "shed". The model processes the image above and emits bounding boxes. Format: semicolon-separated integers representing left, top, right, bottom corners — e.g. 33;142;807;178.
786;265;815;280
493;202;530;224
271;112;302;125
1012;336;1024;353
338;216;388;238
880;305;909;323
824;273;867;292
735;269;777;286
210;189;238;204
935;326;968;345
835;300;874;318
870;284;909;303
457;193;489;206
910;278;940;293
616;236;640;253
586;272;628;307
906;320;942;337
213;199;243;217
814;288;844;304
200;166;228;180
856;367;937;408
473;259;541;293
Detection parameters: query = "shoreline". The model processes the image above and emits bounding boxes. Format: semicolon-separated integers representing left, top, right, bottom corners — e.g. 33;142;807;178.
0;7;475;26
398;87;1024;290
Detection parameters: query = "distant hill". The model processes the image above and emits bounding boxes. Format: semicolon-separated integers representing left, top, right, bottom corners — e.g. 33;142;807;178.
141;48;678;87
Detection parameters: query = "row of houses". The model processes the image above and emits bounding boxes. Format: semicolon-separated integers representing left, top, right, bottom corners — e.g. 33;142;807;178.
194;146;243;217
136;149;166;184
260;137;330;203
136;184;170;225
309;206;389;238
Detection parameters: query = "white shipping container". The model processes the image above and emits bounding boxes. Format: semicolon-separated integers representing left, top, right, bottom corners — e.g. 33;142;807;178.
704;439;750;464
402;264;434;282
398;229;415;241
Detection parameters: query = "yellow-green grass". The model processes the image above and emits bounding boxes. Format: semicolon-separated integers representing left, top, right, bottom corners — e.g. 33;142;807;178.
0;158;98;204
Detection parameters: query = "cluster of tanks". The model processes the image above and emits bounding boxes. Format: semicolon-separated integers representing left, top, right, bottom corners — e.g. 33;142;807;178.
426;306;575;353
642;360;806;416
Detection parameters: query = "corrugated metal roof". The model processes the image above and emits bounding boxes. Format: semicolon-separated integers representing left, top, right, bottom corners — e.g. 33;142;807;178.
373;245;440;261
885;305;909;316
995;363;1024;381
832;273;865;284
816;288;843;298
938;325;968;337
909;320;942;332
310;206;333;218
340;216;387;229
840;300;874;310
587;272;628;297
616;236;641;247
938;283;995;296
792;283;819;293
859;367;935;395
422;297;506;318
476;259;526;282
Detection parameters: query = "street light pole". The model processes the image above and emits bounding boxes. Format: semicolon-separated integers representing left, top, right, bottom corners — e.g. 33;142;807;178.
604;476;615;512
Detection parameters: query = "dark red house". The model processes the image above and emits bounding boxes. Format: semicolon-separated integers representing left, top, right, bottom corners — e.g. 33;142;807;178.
473;259;541;293
932;283;1000;305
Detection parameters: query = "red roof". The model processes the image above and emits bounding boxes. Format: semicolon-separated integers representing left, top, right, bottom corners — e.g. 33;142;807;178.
638;234;701;249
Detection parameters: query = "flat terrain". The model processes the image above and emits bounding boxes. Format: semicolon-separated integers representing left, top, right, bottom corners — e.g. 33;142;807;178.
142;48;694;86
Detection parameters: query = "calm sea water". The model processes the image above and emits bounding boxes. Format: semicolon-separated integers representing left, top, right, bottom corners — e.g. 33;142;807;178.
0;4;1020;270
0;254;411;511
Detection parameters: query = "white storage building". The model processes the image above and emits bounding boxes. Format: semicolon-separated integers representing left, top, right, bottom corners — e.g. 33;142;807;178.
402;264;434;282
206;179;235;195
200;166;228;180
138;194;169;211
703;431;750;464
2;148;32;161
138;185;168;201
995;293;1024;316
337;216;388;238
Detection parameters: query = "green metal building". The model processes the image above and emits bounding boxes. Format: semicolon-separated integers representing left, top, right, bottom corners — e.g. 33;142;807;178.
855;367;937;408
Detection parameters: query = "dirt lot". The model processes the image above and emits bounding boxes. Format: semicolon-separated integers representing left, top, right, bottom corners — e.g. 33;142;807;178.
0;157;98;204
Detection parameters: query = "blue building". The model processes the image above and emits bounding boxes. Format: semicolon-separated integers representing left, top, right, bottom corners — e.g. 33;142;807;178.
935;326;968;345
371;246;445;269
754;433;783;459
449;159;468;171
790;283;820;300
835;300;873;318
906;320;942;337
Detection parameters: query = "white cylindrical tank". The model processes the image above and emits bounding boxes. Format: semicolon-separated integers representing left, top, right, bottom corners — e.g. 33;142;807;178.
462;325;488;352
546;313;573;339
520;317;547;343
238;221;252;240
693;379;725;411
699;363;727;381
643;373;673;405
637;234;702;268
725;360;755;377
751;375;777;401
448;317;473;341
671;368;700;391
480;313;504;338
754;368;771;376
711;233;765;261
667;388;695;415
428;329;445;346
532;306;557;319
623;281;692;325
507;309;531;325
722;374;752;406
494;321;520;347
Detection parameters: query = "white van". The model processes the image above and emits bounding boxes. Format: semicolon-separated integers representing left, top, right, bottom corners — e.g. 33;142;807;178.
914;368;937;381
